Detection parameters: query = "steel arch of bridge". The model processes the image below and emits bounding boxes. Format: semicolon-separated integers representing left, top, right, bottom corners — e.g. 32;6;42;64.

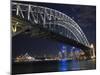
12;2;90;47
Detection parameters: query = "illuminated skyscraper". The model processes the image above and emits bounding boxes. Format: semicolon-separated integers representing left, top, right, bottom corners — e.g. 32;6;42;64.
61;46;67;60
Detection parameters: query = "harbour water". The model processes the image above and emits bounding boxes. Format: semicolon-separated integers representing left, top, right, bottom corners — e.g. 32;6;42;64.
12;59;96;74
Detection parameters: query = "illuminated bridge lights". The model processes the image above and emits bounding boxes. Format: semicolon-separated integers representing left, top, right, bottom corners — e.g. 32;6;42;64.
12;2;90;47
12;2;92;57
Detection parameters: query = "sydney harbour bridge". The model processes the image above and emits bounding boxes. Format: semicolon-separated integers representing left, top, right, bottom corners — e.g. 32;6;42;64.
12;1;94;59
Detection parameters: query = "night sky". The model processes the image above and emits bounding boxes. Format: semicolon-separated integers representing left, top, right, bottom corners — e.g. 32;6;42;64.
12;1;96;58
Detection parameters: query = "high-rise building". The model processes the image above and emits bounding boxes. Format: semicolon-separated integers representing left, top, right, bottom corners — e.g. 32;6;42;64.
58;46;67;60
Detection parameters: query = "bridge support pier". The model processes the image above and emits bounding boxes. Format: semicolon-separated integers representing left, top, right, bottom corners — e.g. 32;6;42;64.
90;44;96;59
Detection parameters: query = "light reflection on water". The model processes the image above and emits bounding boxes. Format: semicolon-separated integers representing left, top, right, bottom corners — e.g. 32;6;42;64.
59;59;80;71
71;59;80;70
59;60;68;71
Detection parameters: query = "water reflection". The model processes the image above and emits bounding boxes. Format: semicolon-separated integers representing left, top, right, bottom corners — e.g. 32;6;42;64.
59;60;68;71
59;59;80;71
71;59;80;70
